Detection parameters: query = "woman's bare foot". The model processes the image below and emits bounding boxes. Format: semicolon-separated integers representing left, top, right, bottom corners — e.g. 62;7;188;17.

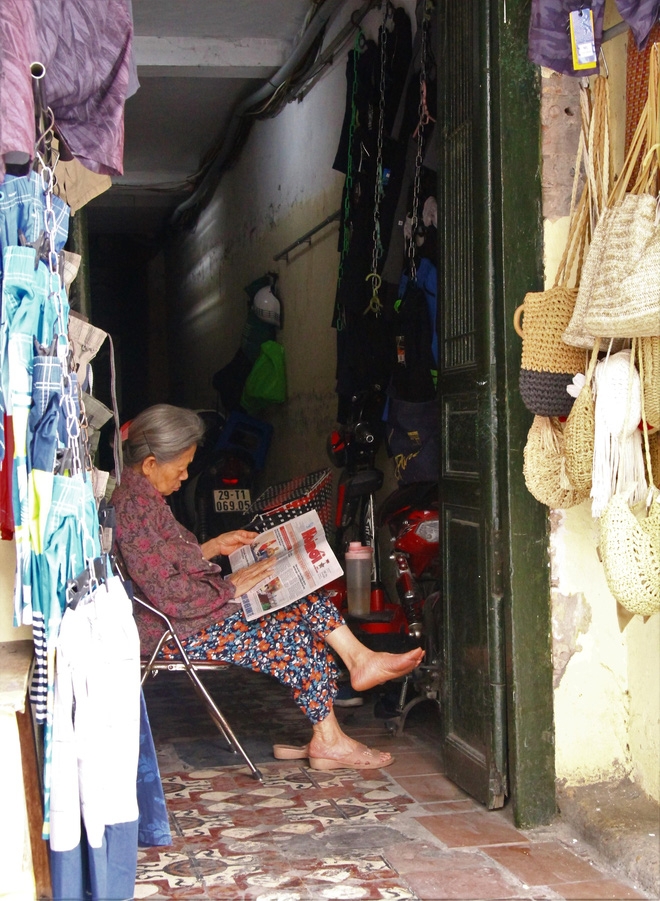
349;646;425;693
308;730;392;770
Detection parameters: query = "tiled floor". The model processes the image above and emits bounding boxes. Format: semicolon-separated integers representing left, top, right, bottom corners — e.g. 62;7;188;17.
137;666;650;901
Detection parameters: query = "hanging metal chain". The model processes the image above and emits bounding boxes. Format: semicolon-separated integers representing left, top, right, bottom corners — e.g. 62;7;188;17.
365;2;391;316
338;30;363;290
408;1;435;282
39;158;84;477
335;30;365;332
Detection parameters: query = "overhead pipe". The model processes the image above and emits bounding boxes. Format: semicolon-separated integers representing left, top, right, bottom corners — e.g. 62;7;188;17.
170;0;349;228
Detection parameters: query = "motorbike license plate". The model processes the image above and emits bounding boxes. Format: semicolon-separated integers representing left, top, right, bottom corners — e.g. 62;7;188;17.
213;488;252;512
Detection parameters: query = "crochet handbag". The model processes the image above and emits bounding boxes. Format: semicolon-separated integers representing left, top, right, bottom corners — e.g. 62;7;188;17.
598;341;660;616
563;340;600;493
579;45;660;340
523;415;590;509
514;187;589;417
599;491;660;616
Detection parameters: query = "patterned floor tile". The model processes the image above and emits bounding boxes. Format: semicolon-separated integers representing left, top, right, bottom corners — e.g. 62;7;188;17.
136;666;650;901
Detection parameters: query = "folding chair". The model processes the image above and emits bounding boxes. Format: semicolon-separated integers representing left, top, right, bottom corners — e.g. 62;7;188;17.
115;560;263;782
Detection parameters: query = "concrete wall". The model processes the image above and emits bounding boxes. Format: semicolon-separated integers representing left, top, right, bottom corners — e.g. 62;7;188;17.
542;19;660;802
166;0;417;490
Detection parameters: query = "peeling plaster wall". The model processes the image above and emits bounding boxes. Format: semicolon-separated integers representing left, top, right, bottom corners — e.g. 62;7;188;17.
550;503;631;785
542;16;660;801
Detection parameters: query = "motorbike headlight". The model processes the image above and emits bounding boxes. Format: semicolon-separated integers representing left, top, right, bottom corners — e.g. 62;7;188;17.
415;519;439;543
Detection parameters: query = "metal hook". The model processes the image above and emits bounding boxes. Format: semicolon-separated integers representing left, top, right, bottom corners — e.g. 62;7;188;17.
364;272;383;316
599;46;609;78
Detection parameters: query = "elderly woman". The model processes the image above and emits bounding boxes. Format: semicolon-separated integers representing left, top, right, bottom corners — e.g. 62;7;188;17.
112;404;424;770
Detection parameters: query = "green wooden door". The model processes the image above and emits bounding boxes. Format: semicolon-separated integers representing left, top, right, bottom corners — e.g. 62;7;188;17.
436;0;506;810
435;0;556;821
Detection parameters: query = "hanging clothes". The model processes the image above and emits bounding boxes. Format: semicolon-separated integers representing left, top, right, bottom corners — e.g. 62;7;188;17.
528;0;606;75
332;6;415;421
615;0;660;48
0;173;70;473
0;173;70;281
0;247;67;627
0;10;157;897
49;574;140;852
0;0;137;182
49;573;141;901
528;0;660;75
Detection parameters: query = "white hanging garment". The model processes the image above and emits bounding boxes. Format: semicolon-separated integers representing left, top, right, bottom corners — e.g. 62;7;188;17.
591;348;647;518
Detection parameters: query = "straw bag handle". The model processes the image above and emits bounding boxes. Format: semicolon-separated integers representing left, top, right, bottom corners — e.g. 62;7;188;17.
584;336;601;385
554;186;590;288
634;338;658;498
512;187;589;339
582;75;611;224
555;75;610;288
512;77;607;337
609;43;660;205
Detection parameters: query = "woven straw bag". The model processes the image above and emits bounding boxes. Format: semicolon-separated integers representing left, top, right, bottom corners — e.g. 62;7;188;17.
640;336;660;429
582;194;660;337
514;189;589;417
599;492;660;616
563;341;600;493
650;430;660;484
523;415;590;508
598;342;660;616
579;45;660;340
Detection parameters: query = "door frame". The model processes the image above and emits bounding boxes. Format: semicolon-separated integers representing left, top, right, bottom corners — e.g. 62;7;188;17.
489;0;557;827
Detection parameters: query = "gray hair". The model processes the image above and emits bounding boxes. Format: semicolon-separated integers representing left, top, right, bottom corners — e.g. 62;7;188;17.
122;404;206;467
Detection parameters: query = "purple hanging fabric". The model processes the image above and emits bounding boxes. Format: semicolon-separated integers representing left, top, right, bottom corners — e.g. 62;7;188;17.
0;0;135;182
0;0;39;178
528;0;606;76
614;0;660;48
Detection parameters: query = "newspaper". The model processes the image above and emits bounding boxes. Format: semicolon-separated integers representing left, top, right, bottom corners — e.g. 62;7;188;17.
229;509;343;621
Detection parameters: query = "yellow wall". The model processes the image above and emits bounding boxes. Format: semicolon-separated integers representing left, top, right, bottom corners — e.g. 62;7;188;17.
544;20;660;801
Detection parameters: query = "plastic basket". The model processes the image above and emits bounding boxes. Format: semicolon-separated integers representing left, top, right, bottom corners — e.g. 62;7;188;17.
246;468;334;537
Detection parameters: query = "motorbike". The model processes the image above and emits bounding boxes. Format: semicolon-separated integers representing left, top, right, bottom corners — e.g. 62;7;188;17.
326;390;441;733
169;409;273;543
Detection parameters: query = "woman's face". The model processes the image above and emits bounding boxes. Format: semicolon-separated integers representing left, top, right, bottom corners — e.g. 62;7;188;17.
141;445;196;496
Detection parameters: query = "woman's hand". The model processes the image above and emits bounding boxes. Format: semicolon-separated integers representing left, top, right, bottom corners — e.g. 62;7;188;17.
227;558;275;596
201;529;257;560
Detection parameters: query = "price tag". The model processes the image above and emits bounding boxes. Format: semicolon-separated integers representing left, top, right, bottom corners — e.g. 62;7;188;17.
569;8;597;71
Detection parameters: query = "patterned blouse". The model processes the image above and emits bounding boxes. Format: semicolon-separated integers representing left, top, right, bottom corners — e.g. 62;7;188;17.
112;465;236;649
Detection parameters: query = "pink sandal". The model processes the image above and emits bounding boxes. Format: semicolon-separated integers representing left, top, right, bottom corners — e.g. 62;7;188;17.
308;744;394;770
272;743;310;760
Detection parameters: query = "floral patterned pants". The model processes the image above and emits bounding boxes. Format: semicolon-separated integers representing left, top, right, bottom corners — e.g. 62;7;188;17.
162;591;344;724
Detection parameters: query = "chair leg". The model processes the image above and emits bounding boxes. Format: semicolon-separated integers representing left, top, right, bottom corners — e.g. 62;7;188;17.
185;667;263;782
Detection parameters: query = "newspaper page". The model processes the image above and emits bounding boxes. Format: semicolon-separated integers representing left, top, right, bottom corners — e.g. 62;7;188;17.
228;509;343;621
